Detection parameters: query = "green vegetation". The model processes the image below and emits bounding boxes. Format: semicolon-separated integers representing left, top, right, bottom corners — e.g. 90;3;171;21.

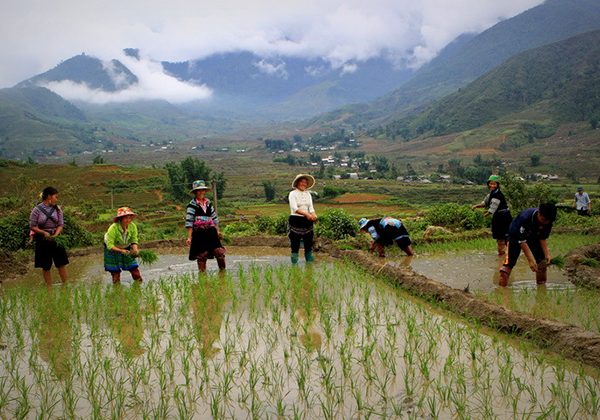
136;249;158;265
1;263;599;418
378;29;600;140
165;157;226;201
315;209;357;240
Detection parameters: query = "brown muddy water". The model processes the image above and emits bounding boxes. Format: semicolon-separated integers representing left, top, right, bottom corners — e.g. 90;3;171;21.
5;246;302;287
409;250;572;293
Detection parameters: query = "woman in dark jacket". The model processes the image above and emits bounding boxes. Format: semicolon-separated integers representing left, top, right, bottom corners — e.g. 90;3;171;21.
185;180;225;273
472;175;512;256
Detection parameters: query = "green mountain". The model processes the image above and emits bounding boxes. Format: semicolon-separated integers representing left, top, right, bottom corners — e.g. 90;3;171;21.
387;29;600;138
313;0;600;128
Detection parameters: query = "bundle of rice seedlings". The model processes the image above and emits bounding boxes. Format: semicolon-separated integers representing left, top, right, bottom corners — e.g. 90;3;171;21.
136;249;158;265
549;256;565;269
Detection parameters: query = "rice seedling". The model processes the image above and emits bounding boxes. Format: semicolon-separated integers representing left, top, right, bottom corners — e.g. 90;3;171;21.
136;249;158;265
1;261;600;418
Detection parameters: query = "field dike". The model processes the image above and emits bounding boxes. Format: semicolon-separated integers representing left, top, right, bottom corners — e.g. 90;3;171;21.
341;249;600;369
565;243;600;289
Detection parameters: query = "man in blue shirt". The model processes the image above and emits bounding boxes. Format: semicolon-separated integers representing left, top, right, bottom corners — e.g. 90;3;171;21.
499;203;557;287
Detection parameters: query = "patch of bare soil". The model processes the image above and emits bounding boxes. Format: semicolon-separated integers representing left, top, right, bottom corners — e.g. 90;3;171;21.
341;250;600;369
565;243;600;289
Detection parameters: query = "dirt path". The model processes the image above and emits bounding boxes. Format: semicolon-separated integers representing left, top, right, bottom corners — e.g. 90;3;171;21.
341;250;600;369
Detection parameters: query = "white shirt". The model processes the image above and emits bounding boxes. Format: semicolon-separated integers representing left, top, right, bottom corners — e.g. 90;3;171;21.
289;189;315;216
575;192;590;210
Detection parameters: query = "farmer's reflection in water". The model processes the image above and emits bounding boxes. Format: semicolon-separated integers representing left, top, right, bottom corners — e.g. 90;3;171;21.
191;275;230;358
290;265;323;352
105;284;146;358
36;288;73;380
493;265;549;313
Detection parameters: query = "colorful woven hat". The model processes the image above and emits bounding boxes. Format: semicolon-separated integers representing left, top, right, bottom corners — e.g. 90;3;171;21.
114;207;136;222
291;174;315;189
190;180;210;193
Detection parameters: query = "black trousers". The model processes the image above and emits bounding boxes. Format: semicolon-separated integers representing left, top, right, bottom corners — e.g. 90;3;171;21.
504;239;545;269
288;216;314;254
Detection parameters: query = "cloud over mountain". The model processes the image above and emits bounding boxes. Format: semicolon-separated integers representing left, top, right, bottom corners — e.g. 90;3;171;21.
39;54;212;104
1;0;543;87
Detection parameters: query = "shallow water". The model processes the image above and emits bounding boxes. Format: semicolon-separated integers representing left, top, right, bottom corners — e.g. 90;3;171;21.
409;250;571;293
1;262;598;418
5;246;300;287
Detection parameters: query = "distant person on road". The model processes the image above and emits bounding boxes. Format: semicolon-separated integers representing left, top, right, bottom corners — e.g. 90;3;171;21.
288;174;317;264
499;203;557;287
185;180;225;273
29;186;69;285
358;217;414;258
104;207;143;283
574;186;591;216
471;175;512;256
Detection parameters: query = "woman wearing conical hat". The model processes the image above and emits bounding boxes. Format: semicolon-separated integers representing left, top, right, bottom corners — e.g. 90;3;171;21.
288;174;318;264
103;207;143;283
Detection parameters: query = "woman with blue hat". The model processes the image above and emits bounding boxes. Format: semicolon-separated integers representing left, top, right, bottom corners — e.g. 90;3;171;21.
472;175;512;256
358;217;413;258
185;180;225;273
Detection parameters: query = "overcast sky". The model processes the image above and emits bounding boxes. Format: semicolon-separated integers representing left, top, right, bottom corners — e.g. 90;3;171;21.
1;0;544;99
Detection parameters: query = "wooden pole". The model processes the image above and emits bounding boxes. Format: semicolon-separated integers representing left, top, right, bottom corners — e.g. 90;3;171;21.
212;180;218;213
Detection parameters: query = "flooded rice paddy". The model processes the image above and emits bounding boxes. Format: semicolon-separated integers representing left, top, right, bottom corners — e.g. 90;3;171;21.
2;254;600;418
410;249;600;334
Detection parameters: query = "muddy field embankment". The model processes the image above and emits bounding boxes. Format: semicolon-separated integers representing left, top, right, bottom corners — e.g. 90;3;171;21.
342;250;600;369
565;243;600;289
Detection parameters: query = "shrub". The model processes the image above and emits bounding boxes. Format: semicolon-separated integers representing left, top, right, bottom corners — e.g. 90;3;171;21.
502;173;559;213
322;185;347;199
222;221;257;237
425;203;486;230
316;209;357;240
0;210;93;251
255;214;289;235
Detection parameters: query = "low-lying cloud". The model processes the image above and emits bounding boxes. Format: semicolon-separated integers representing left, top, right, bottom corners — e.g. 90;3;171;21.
1;0;545;90
41;54;212;104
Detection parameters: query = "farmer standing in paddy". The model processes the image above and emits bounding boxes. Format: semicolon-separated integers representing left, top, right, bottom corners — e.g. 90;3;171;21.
499;203;557;287
288;174;318;264
574;186;592;216
29;186;69;285
186;180;226;273
472;175;512;256
358;217;414;258
103;207;143;283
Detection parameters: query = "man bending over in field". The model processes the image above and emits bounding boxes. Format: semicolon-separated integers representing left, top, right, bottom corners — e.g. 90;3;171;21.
499;203;557;287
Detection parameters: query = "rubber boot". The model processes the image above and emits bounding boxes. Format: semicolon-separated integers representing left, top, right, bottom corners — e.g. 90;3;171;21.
374;243;385;258
305;251;314;263
499;266;511;287
496;240;506;256
197;260;207;273
217;256;226;271
536;262;547;285
291;253;299;265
